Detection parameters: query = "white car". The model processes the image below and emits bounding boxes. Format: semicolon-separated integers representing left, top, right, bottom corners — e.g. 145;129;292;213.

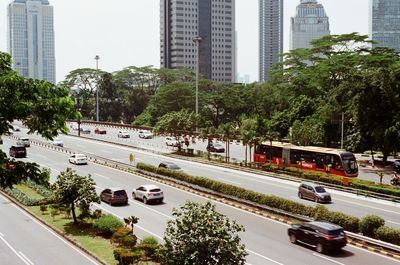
68;154;88;165
165;136;180;147
117;130;130;138
132;184;164;204
53;138;63;147
138;130;153;139
17;137;30;147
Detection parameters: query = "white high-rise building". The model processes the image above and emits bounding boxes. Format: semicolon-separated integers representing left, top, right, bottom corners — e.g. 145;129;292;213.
290;0;330;50
160;0;235;83
7;0;56;84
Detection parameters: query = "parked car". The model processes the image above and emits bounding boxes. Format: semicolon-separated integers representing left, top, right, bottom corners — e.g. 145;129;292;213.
17;137;30;147
132;184;164;204
165;136;180;147
298;182;331;203
70;123;79;131
288;221;347;253
207;142;225;153
138;130;153;139
9;145;27;158
117;130;130;138
12;126;21;132
68;153;88;165
94;128;107;134
158;161;182;171
53;138;63;147
80;127;91;134
393;160;400;173
100;188;128;206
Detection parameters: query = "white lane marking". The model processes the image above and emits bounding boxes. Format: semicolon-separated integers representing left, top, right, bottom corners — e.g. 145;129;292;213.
93;173;110;180
246;249;284;265
333;197;400;215
0;194;99;265
312;253;346;265
387;220;400;226
348;245;400;264
222;179;242;185
0;234;31;265
19;251;34;265
94;205;163;240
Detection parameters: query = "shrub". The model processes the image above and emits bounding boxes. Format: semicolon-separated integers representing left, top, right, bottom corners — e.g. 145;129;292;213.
375;226;400;245
114;248;144;265
91;209;102;219
359;215;385;237
137;236;159;258
93;214;123;235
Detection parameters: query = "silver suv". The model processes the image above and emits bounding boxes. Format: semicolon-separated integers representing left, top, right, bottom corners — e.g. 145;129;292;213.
132;184;164;204
298;182;331;203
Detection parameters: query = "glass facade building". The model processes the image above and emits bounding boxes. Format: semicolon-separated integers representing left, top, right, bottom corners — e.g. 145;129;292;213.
160;0;235;83
7;0;55;84
370;0;400;52
290;0;330;50
259;0;283;82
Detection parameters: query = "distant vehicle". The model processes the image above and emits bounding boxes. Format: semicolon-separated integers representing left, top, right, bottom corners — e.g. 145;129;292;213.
288;221;347;253
9;145;27;158
132;184;164;204
53;138;63;147
100;188;128;206
165;136;180;147
138;130;153;139
254;142;358;178
94;128;107;134
12;126;21;132
298;182;331;203
80;127;91;134
17;137;30;147
393;160;400;173
207;142;225;153
70;123;79;131
68;154;88;165
117;130;130;138
158;161;182;171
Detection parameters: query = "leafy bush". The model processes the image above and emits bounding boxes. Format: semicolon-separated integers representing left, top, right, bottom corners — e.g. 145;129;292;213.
136;236;159;258
1;187;54;206
93;214;123;235
359;215;385;237
375;226;400;245
113;248;142;265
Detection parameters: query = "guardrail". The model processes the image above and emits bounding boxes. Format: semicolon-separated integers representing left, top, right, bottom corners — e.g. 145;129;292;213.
8;135;400;257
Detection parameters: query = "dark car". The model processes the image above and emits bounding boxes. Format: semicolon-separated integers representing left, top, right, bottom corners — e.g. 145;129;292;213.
80;127;91;134
159;161;182;171
100;188;128;206
298;182;331;203
288;221;347;253
9;145;27;158
393;160;400;173
207;142;225;153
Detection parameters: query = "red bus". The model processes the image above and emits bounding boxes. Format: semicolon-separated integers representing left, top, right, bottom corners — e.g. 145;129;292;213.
254;142;358;178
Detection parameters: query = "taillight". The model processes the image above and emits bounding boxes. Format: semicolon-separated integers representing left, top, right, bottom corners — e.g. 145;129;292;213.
324;235;335;240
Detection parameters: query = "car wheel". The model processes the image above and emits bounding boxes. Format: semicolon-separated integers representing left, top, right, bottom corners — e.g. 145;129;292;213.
314;196;319;203
143;197;148;204
159;199;163;204
132;192;136;200
316;243;324;253
298;192;302;199
289;234;297;244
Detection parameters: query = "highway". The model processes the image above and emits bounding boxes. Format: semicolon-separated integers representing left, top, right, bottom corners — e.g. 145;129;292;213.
1;137;399;265
10;125;400;229
0;192;100;265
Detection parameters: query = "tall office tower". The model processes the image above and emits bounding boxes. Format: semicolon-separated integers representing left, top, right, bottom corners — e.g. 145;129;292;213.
370;0;400;52
259;0;283;83
290;0;330;50
7;0;56;84
160;0;235;83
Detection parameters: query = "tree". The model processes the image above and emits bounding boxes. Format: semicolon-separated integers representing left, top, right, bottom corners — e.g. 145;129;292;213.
219;123;236;163
157;201;247;265
239;118;258;164
53;168;99;224
0;52;77;187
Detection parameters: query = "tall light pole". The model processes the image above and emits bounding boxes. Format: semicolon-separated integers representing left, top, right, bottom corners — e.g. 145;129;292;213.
193;36;201;120
94;55;100;122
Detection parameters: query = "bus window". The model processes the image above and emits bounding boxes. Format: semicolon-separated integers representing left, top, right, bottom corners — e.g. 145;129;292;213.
341;154;358;174
331;155;343;171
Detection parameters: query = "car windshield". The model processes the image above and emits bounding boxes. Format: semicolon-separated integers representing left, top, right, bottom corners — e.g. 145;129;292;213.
214;143;222;148
114;190;127;196
314;186;326;193
167;163;180;169
149;188;161;192
328;229;344;236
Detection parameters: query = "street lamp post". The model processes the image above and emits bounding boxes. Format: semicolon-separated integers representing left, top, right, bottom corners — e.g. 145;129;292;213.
193;36;201;131
72;87;82;137
94;55;100;122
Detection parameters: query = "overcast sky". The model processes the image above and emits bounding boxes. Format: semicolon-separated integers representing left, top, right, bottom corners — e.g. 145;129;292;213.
0;0;369;83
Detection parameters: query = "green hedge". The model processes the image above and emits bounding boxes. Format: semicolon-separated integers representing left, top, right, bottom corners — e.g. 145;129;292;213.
375;226;400;245
1;186;54;206
93;214;124;234
359;215;385;237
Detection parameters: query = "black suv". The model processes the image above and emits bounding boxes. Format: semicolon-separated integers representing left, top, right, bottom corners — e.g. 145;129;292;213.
393;160;400;173
9;145;27;158
288;221;347;253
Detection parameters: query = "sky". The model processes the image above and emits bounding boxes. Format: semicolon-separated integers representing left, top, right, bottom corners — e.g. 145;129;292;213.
0;0;369;83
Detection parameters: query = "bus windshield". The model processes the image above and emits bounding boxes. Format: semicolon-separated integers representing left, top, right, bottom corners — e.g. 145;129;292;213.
341;154;358;174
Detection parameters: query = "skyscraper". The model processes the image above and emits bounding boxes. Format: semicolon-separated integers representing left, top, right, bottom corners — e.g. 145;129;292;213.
290;0;330;50
370;0;400;52
160;0;235;83
7;0;56;84
259;0;283;83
